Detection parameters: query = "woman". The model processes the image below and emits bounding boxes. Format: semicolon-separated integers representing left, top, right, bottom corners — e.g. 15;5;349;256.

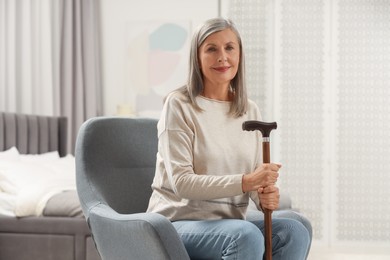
147;17;310;259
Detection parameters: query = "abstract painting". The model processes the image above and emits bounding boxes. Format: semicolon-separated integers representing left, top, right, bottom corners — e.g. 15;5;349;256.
125;20;191;117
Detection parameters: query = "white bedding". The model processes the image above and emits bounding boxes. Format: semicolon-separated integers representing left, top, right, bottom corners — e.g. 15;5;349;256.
0;147;76;217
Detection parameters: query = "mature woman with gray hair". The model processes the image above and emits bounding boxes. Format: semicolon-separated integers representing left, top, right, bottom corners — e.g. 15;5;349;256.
147;17;311;259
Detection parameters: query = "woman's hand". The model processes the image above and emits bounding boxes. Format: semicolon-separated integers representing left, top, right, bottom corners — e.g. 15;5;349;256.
258;185;280;211
241;163;281;193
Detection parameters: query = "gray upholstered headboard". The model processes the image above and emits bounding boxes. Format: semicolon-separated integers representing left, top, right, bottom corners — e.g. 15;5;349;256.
0;112;67;157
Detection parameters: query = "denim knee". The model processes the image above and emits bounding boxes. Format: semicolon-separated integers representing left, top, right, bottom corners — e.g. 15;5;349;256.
273;210;312;240
272;219;311;259
234;220;264;244
225;220;264;259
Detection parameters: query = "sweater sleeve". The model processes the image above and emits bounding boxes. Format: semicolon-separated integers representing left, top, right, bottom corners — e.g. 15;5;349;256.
249;190;262;211
158;93;244;200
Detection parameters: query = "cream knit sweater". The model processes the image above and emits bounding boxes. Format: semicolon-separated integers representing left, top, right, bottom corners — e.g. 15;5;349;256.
146;91;263;221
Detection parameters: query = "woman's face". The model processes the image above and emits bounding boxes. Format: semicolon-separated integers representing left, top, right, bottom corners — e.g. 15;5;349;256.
198;28;240;89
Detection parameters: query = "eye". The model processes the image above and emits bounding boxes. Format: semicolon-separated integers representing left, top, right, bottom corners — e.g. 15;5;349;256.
207;47;217;52
226;45;234;51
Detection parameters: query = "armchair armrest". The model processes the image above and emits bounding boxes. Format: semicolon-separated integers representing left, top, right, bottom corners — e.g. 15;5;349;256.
278;191;292;210
88;204;190;260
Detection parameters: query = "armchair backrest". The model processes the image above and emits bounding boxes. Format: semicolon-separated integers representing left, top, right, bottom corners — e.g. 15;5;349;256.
75;117;158;219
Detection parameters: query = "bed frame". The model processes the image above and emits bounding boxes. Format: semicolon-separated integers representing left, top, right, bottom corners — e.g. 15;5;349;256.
0;112;100;260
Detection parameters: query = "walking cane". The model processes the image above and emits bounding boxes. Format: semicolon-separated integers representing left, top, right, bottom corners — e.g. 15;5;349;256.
242;120;277;260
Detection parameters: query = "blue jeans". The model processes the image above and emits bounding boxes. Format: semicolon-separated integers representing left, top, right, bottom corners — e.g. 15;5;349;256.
246;210;313;260
172;218;310;260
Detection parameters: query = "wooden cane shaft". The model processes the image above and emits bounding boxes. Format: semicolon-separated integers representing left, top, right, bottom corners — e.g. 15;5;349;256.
264;209;272;260
262;141;272;260
263;142;270;164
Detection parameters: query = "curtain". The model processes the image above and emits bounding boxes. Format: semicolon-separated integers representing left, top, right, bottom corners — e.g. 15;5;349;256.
0;0;102;153
0;0;55;114
227;0;390;248
59;0;102;153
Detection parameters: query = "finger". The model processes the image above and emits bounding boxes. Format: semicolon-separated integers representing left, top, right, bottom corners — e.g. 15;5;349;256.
269;163;282;171
263;163;281;171
260;187;271;194
263;175;279;187
272;163;282;170
261;202;279;211
263;185;279;193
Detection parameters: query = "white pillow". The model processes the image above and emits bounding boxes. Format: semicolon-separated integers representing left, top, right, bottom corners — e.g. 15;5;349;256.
0;161;37;194
0;192;16;216
0;155;76;216
20;151;60;162
0;147;20;161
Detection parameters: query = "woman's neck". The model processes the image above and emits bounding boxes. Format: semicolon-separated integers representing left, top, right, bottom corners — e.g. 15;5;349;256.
202;83;232;101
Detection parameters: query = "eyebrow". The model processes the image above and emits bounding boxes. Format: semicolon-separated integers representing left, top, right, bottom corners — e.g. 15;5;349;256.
204;41;237;47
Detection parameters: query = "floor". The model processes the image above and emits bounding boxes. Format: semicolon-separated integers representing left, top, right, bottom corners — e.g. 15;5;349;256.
307;245;390;260
308;252;390;260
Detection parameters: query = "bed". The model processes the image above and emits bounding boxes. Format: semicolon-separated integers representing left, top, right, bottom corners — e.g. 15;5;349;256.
0;112;100;260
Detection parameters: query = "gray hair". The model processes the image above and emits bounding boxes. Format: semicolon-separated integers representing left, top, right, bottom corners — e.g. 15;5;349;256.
179;17;248;117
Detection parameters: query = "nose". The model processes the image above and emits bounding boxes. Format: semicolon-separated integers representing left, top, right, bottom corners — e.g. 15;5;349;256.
218;50;227;63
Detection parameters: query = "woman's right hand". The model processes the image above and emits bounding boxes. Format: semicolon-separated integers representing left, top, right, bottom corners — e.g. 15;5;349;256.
241;163;281;193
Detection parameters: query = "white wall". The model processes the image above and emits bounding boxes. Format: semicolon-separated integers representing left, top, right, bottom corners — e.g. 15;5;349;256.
100;0;220;116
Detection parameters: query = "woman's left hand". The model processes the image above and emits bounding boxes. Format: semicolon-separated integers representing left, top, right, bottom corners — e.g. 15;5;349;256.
258;185;280;211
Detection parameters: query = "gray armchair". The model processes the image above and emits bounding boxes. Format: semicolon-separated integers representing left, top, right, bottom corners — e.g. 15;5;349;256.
75;116;311;260
75;117;190;260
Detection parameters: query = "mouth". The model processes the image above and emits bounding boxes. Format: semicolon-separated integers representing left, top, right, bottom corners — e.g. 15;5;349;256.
213;66;230;72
